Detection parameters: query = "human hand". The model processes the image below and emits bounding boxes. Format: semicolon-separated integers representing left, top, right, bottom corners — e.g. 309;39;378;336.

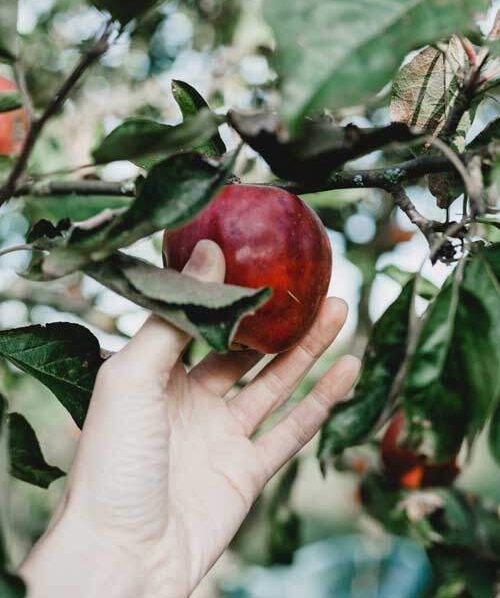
20;240;360;598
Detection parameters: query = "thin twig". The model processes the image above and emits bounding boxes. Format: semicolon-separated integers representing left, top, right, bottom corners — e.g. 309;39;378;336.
0;285;127;337
429;136;485;216
0;25;113;206
391;186;435;244
439;50;487;143
0;243;33;258
14;179;136;198
13;58;34;122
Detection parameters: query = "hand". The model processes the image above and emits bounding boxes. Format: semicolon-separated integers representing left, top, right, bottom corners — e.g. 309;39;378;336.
20;240;360;598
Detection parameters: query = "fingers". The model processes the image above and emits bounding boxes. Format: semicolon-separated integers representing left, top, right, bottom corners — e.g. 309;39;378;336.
119;240;226;375
228;297;348;436
256;355;361;479
189;349;262;396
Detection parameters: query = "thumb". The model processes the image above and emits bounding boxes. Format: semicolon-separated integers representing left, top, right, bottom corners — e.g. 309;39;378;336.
121;239;226;374
181;238;226;283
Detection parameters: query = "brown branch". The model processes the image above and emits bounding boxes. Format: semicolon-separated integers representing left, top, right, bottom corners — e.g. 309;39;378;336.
391;186;436;245
272;147;492;195
0;25;113;206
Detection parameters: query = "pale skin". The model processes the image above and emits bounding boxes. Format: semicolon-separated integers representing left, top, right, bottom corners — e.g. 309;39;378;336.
20;240;360;598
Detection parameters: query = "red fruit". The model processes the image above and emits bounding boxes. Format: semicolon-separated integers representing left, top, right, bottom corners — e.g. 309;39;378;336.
0;76;28;156
163;184;332;354
381;411;459;489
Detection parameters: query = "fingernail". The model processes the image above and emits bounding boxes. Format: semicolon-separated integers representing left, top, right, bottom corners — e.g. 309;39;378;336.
184;239;216;274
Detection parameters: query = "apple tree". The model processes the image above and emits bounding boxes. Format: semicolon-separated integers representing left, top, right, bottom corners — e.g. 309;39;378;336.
0;0;499;596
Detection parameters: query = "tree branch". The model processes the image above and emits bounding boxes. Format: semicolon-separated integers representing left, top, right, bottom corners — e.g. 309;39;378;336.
14;179;136;198
273;147;492;195
0;283;127;337
10;146;493;202
391;186;436;245
0;25;113;206
439;48;487;143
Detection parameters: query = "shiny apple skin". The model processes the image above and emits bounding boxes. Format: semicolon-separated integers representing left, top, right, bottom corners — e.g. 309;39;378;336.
164;184;332;354
0;76;28;156
381;411;459;489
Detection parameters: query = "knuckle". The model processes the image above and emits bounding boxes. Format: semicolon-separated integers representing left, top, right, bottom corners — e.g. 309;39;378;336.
287;416;311;448
262;368;290;399
310;387;332;416
95;352;127;386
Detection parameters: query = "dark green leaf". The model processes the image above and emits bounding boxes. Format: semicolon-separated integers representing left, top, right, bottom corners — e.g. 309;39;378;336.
379;264;439;300
404;244;500;460
23;195;132;225
38;151;237;278
8;413;64;488
0;324;104;428
0;395;26;598
85;252;271;352
267;460;301;564
92;111;224;166
488;402;500;465
362;473;500;561
0;1;18;62
0;92;21;113
229;110;419;182
318;281;414;465
264;0;487;133
26;218;71;248
172;79;226;158
90;0;159;24
360;473;410;536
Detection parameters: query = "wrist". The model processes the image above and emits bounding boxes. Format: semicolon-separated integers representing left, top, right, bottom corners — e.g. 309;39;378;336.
20;509;146;598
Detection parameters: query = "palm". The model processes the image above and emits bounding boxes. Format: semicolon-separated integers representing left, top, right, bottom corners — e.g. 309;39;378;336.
66;243;358;597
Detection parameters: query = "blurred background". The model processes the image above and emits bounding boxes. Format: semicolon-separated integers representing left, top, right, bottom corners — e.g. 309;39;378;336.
0;1;499;596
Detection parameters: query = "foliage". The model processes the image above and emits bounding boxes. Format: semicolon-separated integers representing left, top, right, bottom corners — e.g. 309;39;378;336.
0;0;498;595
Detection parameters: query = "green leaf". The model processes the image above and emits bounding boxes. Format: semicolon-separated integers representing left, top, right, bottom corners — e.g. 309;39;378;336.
90;0;160;24
23;195;132;225
0;324;104;428
8;413;65;488
0;396;26;598
92;111;224;166
362;473;500;561
318;281;414;465
85;252;271;352
404;244;500;460
229;110;419;182
264;0;487;133
171;80;226;158
267;460;301;565
0;1;18;62
38;151;237;278
379;264;439;300
488;402;500;465
0;92;21;113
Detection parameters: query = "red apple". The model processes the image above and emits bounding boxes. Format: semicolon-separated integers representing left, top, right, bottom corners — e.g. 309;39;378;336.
0;76;28;156
163;184;332;354
381;411;459;489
